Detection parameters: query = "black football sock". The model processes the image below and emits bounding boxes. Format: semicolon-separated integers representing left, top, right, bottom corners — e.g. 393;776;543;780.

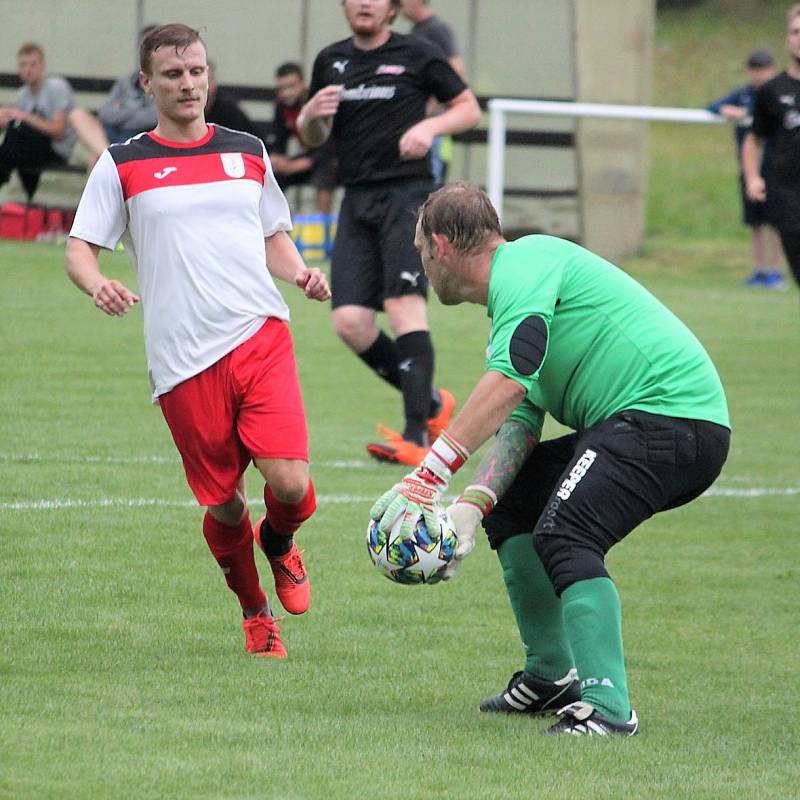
396;330;435;446
258;517;293;558
357;330;402;390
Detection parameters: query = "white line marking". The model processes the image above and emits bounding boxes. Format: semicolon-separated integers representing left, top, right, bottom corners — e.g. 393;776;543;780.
1;486;797;512
0;453;375;469
0;495;376;511
4;453;790;485
704;487;799;497
0;452;178;465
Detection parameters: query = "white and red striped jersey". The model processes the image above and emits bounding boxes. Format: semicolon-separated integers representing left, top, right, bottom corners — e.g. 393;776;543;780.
70;124;293;399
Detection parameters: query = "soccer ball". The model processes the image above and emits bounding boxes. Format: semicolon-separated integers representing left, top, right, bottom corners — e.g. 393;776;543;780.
366;507;458;585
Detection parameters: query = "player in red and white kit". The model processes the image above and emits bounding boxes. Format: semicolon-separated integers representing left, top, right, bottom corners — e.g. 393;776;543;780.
65;24;331;658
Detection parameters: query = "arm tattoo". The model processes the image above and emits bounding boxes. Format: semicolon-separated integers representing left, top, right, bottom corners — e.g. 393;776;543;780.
469;420;538;499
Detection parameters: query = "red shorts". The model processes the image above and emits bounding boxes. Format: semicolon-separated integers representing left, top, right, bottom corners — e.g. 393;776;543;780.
159;318;309;506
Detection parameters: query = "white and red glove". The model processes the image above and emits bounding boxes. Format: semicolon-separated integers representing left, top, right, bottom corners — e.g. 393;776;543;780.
441;484;498;581
370;431;470;541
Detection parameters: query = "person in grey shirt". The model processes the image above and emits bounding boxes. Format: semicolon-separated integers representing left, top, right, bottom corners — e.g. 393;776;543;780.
99;70;157;143
98;25;159;143
401;0;465;76
0;42;77;201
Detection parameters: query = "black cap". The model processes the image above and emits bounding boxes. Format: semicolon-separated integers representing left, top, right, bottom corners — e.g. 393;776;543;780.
746;49;774;69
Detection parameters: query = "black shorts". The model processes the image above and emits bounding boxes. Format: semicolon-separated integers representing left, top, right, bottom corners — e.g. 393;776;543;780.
484;410;731;554
330;179;434;310
738;175;770;227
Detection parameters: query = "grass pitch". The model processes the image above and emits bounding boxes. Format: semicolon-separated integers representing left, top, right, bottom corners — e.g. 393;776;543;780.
3;3;800;796
1;238;798;800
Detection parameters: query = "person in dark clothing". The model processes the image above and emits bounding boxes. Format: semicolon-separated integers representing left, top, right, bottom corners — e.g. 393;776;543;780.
708;49;785;288
268;62;337;214
743;4;800;291
204;61;262;138
298;0;480;464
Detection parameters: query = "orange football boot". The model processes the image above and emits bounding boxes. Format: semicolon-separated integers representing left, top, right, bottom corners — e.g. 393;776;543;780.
242;612;287;658
254;516;311;615
366;424;430;466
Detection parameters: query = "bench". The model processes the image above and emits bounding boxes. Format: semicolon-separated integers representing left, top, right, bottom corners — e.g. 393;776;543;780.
0;71;576;203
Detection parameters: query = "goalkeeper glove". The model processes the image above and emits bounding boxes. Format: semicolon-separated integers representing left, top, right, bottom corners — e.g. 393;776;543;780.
370;431;470;541
441;484;498;581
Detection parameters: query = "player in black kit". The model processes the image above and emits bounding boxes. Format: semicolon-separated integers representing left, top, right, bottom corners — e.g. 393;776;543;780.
298;0;480;464
743;4;800;289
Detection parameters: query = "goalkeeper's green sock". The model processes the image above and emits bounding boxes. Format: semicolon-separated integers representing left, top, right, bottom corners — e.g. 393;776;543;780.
497;534;573;681
561;577;631;723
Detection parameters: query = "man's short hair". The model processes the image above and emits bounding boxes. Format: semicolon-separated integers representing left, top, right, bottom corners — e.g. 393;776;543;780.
275;62;304;80
17;42;44;61
418;183;503;254
139;23;204;75
788;3;800;24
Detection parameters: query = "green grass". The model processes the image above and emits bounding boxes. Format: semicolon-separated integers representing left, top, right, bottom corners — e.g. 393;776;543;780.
3;3;800;797
1;237;798;799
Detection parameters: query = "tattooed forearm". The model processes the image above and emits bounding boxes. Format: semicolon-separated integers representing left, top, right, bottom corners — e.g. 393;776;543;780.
469;420;537;499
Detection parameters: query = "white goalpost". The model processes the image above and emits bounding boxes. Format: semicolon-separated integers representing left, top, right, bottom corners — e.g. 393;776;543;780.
486;98;726;223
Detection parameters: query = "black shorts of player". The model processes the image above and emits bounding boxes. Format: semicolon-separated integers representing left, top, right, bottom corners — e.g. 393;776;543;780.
483;410;730;587
738;174;771;227
330;179;434;310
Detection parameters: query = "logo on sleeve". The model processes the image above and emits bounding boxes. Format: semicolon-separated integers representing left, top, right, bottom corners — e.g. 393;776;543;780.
154;166;177;179
221;152;245;178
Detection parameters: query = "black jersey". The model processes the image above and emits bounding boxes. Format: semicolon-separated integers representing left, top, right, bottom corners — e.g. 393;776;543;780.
308;32;466;187
751;71;800;231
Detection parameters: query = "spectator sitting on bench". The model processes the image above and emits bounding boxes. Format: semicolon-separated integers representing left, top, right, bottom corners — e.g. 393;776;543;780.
98;25;158;144
0;42;78;202
268;62;337;214
205;61;262;139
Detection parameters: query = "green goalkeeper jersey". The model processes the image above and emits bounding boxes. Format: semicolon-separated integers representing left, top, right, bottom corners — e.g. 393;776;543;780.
486;235;730;440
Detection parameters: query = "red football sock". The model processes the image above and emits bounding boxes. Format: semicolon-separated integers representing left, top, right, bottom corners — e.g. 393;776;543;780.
202;510;266;612
264;479;317;537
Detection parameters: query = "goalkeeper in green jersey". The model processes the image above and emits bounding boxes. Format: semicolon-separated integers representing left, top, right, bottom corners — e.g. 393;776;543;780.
371;183;730;737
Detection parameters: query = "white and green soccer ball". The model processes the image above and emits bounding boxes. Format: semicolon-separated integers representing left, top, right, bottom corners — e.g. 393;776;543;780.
366;507;458;585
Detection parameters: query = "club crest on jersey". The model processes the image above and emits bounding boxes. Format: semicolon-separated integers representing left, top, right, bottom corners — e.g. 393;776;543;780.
220;152;245;178
377;64;405;75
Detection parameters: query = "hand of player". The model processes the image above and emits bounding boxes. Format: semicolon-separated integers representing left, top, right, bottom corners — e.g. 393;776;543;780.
371;431;472;541
398;120;435;160
306;85;343;120
441;485;498;581
370;466;444;542
719;104;747;121
295;267;331;301
91;278;139;316
746;175;767;202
